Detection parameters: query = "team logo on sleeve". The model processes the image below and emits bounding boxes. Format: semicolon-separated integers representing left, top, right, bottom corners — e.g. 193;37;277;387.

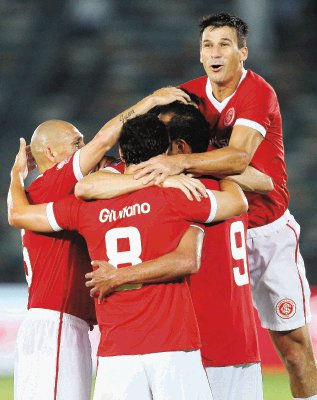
224;107;235;126
276;299;296;319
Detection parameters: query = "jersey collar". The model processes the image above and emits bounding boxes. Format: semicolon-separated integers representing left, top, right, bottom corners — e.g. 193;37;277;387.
205;68;247;113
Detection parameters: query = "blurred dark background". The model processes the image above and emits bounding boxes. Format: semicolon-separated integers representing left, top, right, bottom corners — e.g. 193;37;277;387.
1;0;316;284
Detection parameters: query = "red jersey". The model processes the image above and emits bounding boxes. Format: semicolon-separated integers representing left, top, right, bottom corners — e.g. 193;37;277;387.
181;69;289;227
191;178;260;366
48;187;217;356
23;150;96;324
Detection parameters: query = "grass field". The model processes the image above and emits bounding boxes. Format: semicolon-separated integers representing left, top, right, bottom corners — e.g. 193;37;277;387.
0;371;292;399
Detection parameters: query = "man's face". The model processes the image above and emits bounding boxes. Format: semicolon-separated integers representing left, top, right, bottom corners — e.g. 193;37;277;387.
200;26;247;86
54;127;84;163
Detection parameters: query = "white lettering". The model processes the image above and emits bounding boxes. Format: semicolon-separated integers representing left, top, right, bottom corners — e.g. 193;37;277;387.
99;203;151;223
99;208;110;223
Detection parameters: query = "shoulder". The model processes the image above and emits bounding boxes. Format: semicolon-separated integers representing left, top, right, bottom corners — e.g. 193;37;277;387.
243;70;277;98
180;76;208;95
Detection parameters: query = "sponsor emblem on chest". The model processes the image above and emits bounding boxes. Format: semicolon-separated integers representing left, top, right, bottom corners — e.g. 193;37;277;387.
275;299;296;319
223;107;235;127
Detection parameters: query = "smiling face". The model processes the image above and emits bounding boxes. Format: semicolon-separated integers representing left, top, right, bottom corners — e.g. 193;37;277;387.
200;25;248;89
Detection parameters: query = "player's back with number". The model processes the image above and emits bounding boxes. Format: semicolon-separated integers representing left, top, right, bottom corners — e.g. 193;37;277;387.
51;184;215;357
190;178;259;366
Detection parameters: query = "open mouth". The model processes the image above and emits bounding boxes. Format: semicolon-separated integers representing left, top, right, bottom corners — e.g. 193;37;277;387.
210;64;223;72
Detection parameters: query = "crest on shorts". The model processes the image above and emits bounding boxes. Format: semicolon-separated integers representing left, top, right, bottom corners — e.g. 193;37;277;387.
276;299;296;319
223;107;235;126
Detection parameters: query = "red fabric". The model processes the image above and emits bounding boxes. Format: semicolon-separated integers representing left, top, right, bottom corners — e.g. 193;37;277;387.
181;70;289;228
52;186;214;356
24;152;96;324
190;179;260;366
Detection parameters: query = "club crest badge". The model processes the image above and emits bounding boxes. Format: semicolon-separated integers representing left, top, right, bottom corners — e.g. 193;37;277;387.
276;299;296;319
224;107;235;126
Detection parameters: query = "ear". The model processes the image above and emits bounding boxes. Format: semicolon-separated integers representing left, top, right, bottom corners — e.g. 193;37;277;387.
240;46;248;63
119;147;125;162
44;147;57;163
173;139;189;155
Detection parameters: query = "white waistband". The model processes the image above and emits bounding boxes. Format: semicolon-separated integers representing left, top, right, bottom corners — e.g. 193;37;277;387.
247;209;291;238
27;308;89;330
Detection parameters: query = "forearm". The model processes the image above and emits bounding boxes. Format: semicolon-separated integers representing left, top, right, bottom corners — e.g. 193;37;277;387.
180;146;249;176
224;166;273;194
95;95;156;150
114;252;197;287
8;169;50;230
75;171;153;200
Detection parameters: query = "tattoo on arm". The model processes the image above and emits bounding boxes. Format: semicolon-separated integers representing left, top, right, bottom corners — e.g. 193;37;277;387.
119;109;135;124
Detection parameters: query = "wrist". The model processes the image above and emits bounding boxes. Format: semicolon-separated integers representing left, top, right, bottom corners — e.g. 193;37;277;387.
177;154;189;171
115;267;135;287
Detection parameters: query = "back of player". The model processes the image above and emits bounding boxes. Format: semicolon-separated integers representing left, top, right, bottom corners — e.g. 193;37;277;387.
189;180;261;400
50;184;217;400
15;150;94;400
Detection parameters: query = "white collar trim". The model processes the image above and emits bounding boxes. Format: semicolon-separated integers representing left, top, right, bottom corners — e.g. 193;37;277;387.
205;68;247;112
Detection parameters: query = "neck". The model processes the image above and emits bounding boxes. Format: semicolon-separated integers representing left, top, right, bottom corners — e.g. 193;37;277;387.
37;159;56;174
210;68;243;102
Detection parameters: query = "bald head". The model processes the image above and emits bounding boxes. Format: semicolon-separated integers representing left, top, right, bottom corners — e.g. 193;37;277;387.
31;120;84;171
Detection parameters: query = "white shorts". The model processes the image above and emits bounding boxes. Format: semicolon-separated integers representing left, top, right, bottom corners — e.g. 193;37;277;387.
206;363;263;400
247;210;311;331
93;349;213;400
14;308;92;400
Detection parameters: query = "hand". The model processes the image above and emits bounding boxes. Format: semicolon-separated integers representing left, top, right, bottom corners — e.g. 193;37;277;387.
26;145;37;172
130;154;185;185
162;174;207;201
149;87;191;107
85;260;120;303
12;138;28;180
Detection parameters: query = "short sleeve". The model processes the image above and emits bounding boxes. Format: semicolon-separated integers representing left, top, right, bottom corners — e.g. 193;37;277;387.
164;186;217;224
46;195;82;232
234;81;278;138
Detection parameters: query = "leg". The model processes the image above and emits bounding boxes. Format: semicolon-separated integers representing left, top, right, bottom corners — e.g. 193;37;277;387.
247;212;316;397
269;326;317;398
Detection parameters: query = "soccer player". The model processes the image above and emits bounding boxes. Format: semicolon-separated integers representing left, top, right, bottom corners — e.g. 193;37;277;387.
7;87;194;400
8;113;248;400
130;13;317;399
77;102;271;400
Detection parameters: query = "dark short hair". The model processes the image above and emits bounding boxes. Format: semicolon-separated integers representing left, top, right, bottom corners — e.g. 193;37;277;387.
149;89;200;117
200;12;248;48
155;103;210;153
119;113;170;165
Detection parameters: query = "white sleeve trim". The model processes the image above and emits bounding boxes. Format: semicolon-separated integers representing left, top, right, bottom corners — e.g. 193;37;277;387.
101;166;121;174
190;224;205;233
46;203;62;232
73;149;84;181
205;189;218;223
234;118;266;137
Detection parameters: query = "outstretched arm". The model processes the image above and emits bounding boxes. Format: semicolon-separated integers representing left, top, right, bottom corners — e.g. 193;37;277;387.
8;138;52;232
130;125;263;184
224;165;273;194
85;225;204;303
78;87;192;175
75;170;207;202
